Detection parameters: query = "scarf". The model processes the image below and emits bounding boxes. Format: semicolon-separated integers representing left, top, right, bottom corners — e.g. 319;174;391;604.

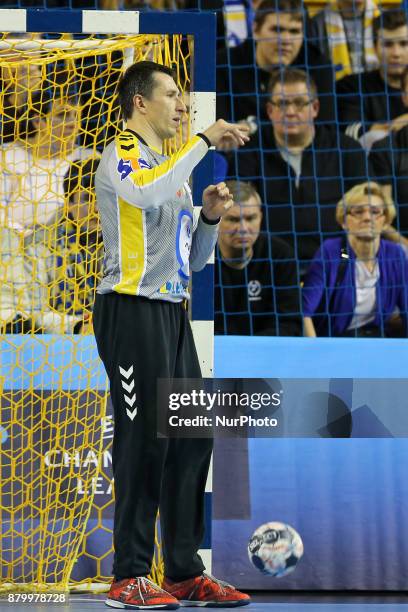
324;0;379;80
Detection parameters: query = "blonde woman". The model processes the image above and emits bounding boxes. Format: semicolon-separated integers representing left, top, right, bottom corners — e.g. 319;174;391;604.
303;182;408;337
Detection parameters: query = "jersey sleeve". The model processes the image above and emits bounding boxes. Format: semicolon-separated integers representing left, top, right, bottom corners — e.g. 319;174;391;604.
107;134;209;210
190;213;219;272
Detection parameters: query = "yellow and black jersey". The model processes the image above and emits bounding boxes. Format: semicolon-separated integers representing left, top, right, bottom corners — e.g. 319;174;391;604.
95;129;218;302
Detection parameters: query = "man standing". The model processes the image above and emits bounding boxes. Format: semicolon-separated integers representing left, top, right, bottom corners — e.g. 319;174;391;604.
215;181;302;336
93;61;250;610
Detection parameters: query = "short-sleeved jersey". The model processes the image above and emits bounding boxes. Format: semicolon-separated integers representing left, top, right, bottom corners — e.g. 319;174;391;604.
96;129;218;302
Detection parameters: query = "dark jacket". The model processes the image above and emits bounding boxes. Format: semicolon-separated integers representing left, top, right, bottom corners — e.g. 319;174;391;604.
307;9;335;67
215;233;302;336
369;126;408;235
336;69;405;138
303;237;408;336
216;37;336;127
227;124;368;262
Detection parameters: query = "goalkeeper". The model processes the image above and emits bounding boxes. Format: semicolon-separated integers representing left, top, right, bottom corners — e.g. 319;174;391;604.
93;60;250;610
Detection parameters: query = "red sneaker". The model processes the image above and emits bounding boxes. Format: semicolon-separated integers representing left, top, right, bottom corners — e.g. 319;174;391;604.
106;577;180;609
162;573;251;607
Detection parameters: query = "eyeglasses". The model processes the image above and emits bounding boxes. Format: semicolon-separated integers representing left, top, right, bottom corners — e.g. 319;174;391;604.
270;98;313;111
347;205;385;218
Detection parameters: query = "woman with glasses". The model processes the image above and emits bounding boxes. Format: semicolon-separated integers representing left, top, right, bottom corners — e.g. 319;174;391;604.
303;182;408;337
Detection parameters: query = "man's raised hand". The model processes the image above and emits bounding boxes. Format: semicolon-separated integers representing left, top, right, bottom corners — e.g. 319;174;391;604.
202;182;234;221
203;119;250;150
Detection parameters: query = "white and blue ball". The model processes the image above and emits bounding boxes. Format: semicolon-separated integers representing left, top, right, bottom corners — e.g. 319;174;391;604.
248;522;303;577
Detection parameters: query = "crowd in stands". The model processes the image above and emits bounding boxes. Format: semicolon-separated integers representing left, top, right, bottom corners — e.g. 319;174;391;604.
2;0;408;338
215;0;408;338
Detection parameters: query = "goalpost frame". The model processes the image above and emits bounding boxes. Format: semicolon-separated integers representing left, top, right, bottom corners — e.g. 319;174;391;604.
0;7;216;581
0;6;216;378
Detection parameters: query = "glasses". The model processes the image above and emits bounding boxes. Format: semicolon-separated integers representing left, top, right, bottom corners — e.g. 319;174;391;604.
347;205;385;218
270;97;313;111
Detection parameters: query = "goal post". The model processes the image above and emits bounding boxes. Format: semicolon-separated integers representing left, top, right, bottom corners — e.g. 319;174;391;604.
0;8;216;593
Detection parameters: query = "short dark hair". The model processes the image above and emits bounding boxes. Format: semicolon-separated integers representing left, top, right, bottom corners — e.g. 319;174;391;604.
63;158;100;202
118;61;175;120
224;180;262;205
253;0;303;31
373;9;408;46
267;67;317;99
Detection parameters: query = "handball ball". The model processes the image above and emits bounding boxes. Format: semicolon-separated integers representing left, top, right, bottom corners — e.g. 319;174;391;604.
248;522;303;577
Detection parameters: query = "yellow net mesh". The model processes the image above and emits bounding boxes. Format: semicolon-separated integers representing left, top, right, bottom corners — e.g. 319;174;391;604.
0;31;190;593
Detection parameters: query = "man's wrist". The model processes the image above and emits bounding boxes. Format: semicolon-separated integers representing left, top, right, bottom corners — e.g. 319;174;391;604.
197;133;211;148
200;210;220;225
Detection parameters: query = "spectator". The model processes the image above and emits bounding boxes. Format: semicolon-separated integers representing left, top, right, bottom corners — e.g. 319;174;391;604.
215;180;302;335
0;59;42;144
336;9;408;147
303;182;408;337
0;225;85;334
228;67;367;268
216;0;336;130
25;158;103;334
308;0;379;80
0;92;97;229
369;66;408;247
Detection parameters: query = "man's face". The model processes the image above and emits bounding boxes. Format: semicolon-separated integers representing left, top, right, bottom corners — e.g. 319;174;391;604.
175;91;190;149
181;92;190;143
139;72;187;141
68;188;99;233
219;197;262;252
375;25;408;78
266;81;319;141
343;194;386;239
254;13;303;67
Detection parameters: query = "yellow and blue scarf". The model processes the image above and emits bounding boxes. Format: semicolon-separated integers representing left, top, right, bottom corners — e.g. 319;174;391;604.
325;0;379;80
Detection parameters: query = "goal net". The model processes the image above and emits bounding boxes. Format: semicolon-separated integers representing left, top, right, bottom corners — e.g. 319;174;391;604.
0;27;191;593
